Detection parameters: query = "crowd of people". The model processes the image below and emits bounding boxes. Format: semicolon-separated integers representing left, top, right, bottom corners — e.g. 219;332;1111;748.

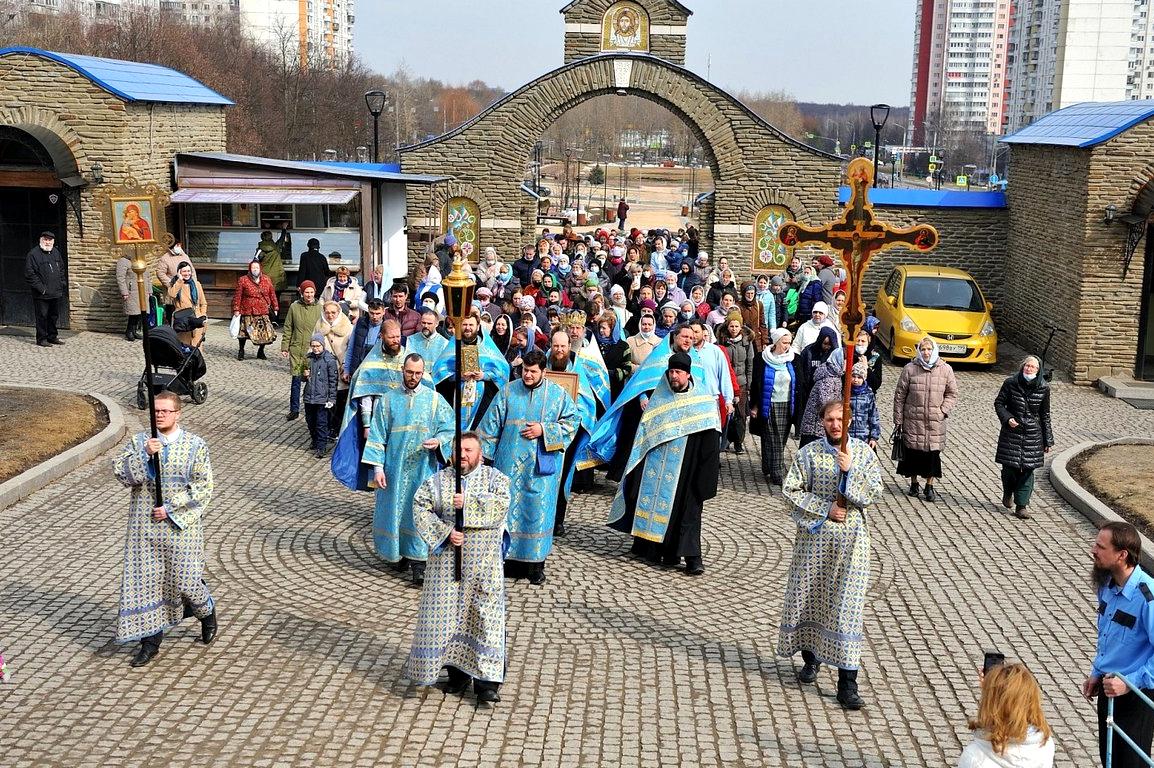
104;221;1154;768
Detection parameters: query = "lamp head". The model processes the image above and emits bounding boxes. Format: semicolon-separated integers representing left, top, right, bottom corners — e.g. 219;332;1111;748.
1105;204;1118;224
442;256;476;336
364;89;387;117
870;103;891;131
130;250;149;276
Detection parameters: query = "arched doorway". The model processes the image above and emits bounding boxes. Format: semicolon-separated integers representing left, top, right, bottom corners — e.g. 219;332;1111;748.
0;126;68;327
400;53;840;275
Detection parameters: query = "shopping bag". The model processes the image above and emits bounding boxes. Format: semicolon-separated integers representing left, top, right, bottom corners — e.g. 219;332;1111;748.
228;314;241;339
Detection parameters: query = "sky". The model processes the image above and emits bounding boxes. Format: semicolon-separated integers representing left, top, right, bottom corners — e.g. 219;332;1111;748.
355;0;915;106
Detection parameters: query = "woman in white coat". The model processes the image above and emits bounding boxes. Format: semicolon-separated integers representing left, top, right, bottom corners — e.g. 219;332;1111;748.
958;663;1054;768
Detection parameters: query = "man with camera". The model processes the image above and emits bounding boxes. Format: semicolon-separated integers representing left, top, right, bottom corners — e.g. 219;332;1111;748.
1085;521;1154;767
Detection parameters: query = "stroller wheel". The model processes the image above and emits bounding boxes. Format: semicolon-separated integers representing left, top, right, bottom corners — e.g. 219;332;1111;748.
191;381;208;405
136;382;147;410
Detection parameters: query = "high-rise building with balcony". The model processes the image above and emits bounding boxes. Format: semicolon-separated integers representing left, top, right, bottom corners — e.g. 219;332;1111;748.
909;0;1013;145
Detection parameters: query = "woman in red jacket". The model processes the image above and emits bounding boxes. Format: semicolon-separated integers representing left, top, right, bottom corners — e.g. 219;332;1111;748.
232;258;279;360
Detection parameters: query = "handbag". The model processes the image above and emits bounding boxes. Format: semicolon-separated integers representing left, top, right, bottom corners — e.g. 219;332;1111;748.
890;424;906;463
535;441;559;476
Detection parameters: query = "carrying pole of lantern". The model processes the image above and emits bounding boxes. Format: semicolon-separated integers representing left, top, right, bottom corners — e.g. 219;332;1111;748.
778;157;939;455
130;247;164;509
442;255;475;582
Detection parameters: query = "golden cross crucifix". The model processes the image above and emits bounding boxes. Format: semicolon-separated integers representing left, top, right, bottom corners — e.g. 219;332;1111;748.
777;157;939;450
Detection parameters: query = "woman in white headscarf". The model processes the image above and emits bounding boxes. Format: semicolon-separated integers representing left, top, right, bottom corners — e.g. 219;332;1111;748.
893;336;959;502
476;246;502;290
608;284;631;332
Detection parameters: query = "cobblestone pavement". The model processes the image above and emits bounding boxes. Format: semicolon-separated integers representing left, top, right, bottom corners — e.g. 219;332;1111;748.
2;324;1153;767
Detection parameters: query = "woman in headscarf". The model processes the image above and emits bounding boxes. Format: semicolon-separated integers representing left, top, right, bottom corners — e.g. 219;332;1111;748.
314;300;353;413
738;281;769;351
654;302;679;338
750;327;797;486
519;311;548;349
608;284;631;332
231;257;279;360
798;346;846;447
476;247;502;290
490;313;513;356
255;229;287;294
595;311;633;401
664;271;686;305
994;355;1053;519
678;299;696;324
795;325;839;434
167;261;208;347
506;325;535;380
796;264;824;322
716;311;755;453
893;336;959;502
688;283;711;320
492;262;517;305
416;256;444;314
678;260;702;295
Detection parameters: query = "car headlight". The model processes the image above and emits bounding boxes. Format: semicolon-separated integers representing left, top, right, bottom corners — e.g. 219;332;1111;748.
979;320;996;337
900;315;920;333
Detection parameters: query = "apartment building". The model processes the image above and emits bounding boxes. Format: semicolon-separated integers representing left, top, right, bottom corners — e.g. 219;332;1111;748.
909;0;1013;145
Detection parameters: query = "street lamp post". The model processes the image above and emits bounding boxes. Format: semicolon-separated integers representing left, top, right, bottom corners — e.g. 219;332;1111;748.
870;103;891;188
441;257;475;582
364;90;387;164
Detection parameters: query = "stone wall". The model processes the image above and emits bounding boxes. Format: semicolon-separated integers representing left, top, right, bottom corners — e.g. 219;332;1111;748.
1005;139;1149;384
401;54;842;277
0;53;227;333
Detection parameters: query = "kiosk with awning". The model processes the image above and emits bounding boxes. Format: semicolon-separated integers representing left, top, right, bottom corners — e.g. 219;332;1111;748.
172;152;445;316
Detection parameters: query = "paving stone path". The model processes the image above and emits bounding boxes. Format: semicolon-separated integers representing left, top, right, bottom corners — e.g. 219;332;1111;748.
2;325;1152;767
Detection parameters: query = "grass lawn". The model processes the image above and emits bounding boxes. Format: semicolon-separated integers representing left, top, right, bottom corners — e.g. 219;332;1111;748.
1069;443;1154;541
0;387;107;484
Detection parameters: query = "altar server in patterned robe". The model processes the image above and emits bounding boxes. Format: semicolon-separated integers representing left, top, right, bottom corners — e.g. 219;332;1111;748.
777;397;883;711
479;349;578;586
113;391;217;668
405;309;449;379
433;311;510;430
608;351;720;575
402;433;511;704
363;354;454;585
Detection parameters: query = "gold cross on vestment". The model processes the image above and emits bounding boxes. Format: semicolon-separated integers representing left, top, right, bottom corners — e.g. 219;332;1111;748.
778;157;939;451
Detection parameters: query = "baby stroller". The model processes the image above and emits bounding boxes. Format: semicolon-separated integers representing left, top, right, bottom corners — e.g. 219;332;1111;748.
135;324;208;409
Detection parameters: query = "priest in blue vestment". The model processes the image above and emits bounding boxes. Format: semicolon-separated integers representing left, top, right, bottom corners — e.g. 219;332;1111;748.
478;349;578;586
363;354;454;585
546;327;602;538
562;312;612;500
608;351;721;575
433;311;510;430
584;323;703;481
405;309;449;380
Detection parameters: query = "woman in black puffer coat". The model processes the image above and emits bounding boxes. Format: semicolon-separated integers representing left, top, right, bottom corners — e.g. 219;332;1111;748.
994;355;1054;520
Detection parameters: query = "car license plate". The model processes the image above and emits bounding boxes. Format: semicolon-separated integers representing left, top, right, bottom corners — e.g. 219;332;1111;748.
939;344;967;355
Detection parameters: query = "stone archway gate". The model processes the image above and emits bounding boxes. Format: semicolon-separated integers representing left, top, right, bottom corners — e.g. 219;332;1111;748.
400;53;842;276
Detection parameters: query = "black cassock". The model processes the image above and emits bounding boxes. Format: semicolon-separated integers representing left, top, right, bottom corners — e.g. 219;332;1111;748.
611;426;720;560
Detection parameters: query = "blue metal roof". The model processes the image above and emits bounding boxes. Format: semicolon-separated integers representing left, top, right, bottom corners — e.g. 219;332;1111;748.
176;152;447;184
836;187;1006;208
0;46;233;106
1000;101;1154;148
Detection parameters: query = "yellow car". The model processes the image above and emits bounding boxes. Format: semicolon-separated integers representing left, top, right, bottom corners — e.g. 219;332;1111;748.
874;265;998;365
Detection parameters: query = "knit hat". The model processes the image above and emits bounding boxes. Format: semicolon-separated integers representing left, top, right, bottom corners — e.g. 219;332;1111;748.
444;234;457;246
299;280;316;293
852;361;869;379
812;301;828;316
310;333;325;344
639;299;657;313
725;309;743;324
818;254;835;267
771;275;784;287
770;327;791;345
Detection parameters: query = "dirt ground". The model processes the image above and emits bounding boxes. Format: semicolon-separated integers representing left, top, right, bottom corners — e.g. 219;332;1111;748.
0;387;107;484
1069;444;1154;540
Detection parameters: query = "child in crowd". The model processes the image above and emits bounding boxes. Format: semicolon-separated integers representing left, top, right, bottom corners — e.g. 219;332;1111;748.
303;334;338;458
848;360;881;449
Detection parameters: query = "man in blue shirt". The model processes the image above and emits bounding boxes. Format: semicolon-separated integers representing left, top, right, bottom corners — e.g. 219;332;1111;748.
1084;521;1154;767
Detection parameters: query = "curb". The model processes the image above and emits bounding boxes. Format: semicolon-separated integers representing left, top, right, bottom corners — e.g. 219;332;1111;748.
0;387;125;511
1050;437;1154;573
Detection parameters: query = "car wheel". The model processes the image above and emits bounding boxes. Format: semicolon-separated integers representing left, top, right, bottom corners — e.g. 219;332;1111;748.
888;331;904;365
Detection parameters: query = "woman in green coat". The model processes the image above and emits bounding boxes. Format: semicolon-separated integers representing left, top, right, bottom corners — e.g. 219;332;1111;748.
280;281;322;420
256;227;290;294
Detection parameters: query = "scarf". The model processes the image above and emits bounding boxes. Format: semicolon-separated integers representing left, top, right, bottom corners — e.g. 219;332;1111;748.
185;278;199;305
497;270;513;285
763;346;795;368
916;338;940;371
491;314;513;354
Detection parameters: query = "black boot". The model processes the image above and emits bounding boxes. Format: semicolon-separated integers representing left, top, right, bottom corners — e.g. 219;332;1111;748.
529;563;547;586
443;665;471;695
907;479;920;497
837;668;865;710
411;561;426;587
130;632;162;667
200;610;218;644
237;340;246;361
474;679;501;703
125;317;136;341
684;556;704;576
798;650;820;683
924;483;936;502
256;345;267;360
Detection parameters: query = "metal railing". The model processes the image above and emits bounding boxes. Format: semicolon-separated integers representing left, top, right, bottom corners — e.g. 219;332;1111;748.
1106;674;1154;767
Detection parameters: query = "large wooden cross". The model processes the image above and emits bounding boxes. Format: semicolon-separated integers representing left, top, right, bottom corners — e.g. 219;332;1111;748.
778;157;939;451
